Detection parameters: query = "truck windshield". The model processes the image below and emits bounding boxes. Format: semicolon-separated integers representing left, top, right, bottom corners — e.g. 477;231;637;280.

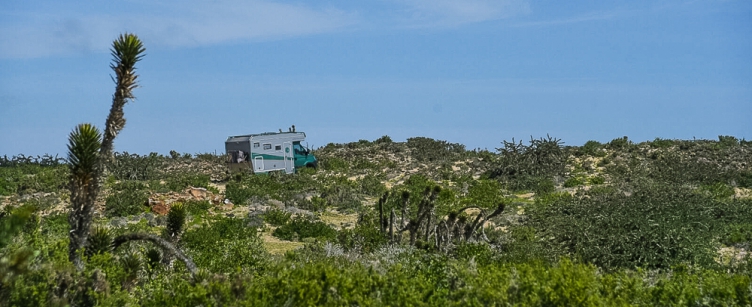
293;143;306;155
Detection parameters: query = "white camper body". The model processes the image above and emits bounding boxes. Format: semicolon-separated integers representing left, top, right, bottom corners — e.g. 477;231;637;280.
225;132;306;174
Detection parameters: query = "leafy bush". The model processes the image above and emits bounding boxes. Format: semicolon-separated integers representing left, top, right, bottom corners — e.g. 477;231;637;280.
723;223;752;246
718;135;740;148
701;182;735;199
563;176;585;188
462;179;504;209
406;137;466;163
273;216;337;242
322;157;348;172
374;135;393;144
108;152;163;181
650;137;676;148
183;200;212;215
105;181;149;217
263;207;291;226
320;177;362;211
607;136;631;150
0;164;68;196
487;135;565;192
528;183;752;270
579;140;606;157
359;174;387;197
588;176;605;185
181;216;267;273
163;173;210;192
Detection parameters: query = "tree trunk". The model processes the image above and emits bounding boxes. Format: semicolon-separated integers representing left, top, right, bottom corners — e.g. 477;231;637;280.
112;232;198;277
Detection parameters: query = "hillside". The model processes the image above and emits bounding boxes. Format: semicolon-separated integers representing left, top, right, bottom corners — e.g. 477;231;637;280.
2;135;752;306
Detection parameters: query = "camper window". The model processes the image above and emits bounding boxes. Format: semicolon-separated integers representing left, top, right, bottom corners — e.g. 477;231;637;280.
275;145;282;151
263;144;272;150
253;142;260;148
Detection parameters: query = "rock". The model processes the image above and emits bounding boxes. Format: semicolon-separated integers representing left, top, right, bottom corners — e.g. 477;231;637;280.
246;215;264;228
286;207;313;217
150;199;169;216
110;217;127;228
144;213;157;227
267;199;285;209
188;187;208;199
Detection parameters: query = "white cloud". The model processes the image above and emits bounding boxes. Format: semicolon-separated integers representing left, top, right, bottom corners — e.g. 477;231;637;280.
396;0;530;27
0;0;533;59
0;0;358;59
513;11;620;27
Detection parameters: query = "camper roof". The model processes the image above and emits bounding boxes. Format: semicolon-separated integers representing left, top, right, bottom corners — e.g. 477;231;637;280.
226;131;306;143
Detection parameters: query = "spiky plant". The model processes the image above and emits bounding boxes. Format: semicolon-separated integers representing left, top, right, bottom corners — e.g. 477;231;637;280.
101;33;145;164
120;251;141;290
67;123;102;269
145;248;161;270
67;33;145;271
86;226;112;258
166;203;186;240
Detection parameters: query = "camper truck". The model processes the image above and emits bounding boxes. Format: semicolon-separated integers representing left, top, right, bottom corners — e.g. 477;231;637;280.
225;131;317;174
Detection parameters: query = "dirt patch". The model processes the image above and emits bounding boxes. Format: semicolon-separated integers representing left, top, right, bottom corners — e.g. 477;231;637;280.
209;182;226;194
320;210;359;230
261;230;304;255
734;188;752;199
717;246;750;265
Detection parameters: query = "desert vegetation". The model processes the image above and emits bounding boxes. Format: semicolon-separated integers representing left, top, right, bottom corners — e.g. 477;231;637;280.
2;134;752;306
2;34;752;306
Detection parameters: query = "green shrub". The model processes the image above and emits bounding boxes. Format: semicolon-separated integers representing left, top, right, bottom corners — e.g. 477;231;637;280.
580;140;606;157
359;174;387;197
320;177;362;211
532;177;556;195
588;176;605;185
374;135;393;144
462;179;504;210
322;157;348;171
607;136;631;149
263;208;291;226
528;183;752;270
406;137;466;163
488;136;565;193
453;242;496;265
181;216;267;273
184;200;212;215
718;135;740;148
701;182;735;199
723;223;752;246
0;164;68;196
105;181;149;217
650;137;676;148
563;177;585;188
108;152;163;181
273;216;337;242
163;173;210;192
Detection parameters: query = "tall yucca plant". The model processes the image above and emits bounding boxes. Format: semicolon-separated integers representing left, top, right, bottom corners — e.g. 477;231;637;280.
67;33;144;270
67;123;102;270
101;33;145;163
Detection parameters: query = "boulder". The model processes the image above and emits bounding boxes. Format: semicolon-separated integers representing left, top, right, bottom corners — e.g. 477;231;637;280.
150;199;170;216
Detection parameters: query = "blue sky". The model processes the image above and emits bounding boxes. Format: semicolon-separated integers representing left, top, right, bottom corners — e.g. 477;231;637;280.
1;0;750;156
